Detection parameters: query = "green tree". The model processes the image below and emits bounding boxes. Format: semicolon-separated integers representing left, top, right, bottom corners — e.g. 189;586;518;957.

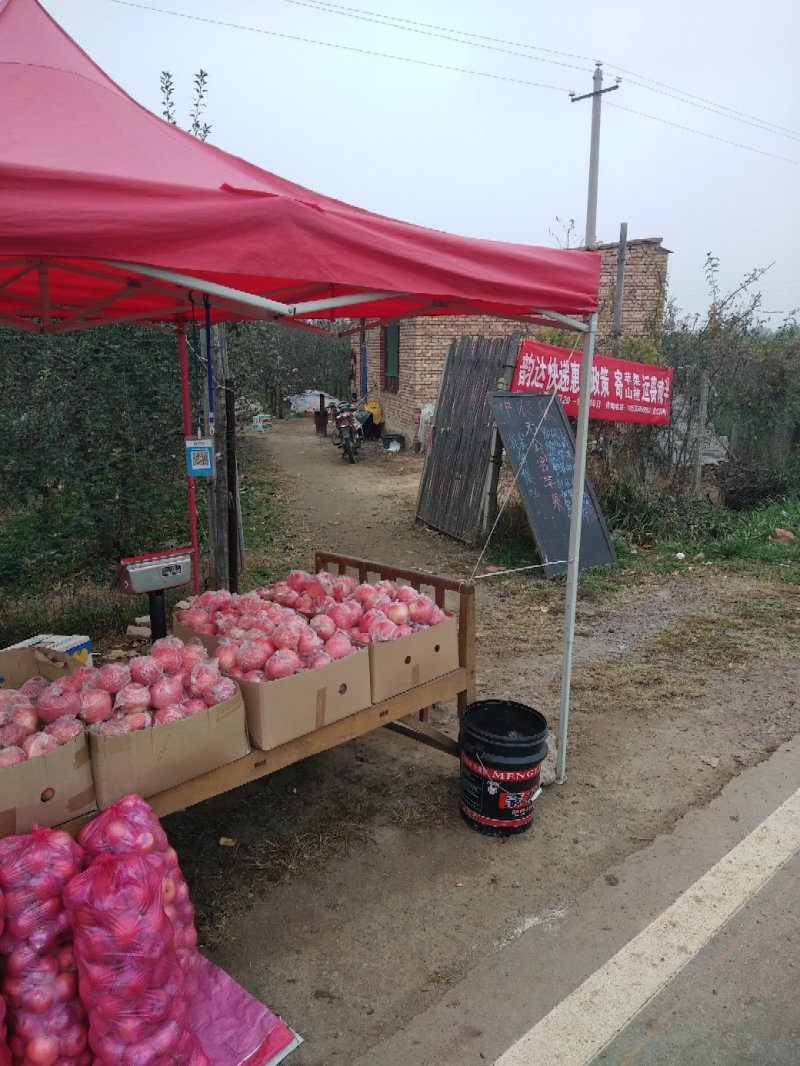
0;325;190;589
228;321;352;415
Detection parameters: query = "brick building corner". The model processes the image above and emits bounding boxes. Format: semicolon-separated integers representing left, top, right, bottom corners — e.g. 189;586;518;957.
353;237;670;444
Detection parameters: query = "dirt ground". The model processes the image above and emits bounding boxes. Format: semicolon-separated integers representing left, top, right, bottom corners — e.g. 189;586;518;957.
164;419;800;1065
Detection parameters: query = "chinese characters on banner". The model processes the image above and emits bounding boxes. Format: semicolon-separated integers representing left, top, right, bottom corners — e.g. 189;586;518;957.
511;340;673;425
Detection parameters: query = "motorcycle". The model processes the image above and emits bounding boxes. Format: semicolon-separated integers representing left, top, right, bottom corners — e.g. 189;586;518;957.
329;400;364;463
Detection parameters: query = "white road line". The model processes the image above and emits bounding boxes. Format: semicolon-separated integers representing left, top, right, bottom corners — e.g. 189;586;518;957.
495;785;800;1066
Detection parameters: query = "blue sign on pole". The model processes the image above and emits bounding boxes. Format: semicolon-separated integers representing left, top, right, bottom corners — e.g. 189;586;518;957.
185;437;215;477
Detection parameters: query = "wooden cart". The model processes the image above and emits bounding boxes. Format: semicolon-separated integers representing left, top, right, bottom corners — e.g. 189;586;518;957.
59;553;475;836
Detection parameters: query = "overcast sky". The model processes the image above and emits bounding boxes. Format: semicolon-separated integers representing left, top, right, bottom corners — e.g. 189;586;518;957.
41;0;799;326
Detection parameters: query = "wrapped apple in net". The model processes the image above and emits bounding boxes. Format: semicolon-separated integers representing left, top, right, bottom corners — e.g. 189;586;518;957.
78;796;201;997
0;828;89;1066
64;853;208;1066
0;886;10;1066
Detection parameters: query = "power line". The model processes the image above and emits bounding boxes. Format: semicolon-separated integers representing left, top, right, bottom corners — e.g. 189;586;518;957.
278;0;592;75
279;0;597;67
108;0;800;165
605;101;800;166
278;0;800;141
601;65;798;140
108;0;572;94
606;74;799;143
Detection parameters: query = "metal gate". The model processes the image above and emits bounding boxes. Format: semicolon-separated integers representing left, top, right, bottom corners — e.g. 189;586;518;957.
416;333;520;542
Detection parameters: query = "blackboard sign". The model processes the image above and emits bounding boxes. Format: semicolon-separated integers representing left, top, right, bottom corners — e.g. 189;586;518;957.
489;392;616;578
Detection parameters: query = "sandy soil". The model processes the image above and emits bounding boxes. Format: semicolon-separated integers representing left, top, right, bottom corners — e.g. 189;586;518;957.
164;420;800;1065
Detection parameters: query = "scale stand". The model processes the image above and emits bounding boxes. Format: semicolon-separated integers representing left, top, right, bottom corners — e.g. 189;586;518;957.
148;590;168;641
110;550;194;643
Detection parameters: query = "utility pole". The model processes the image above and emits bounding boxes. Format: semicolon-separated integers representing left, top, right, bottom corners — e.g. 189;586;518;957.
581;63;605;246
556;63;619;783
612;221;628;357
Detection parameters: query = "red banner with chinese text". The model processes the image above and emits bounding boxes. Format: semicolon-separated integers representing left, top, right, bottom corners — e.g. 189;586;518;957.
511;340;673;424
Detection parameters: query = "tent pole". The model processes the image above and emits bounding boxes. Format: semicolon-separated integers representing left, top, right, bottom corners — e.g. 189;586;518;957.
556;312;597;782
178;324;201;594
557;61;608;782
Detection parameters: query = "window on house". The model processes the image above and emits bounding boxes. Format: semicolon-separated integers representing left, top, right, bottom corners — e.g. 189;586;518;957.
381;323;400;393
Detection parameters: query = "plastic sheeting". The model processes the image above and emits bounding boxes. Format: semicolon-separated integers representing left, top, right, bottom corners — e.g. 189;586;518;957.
188;956;300;1066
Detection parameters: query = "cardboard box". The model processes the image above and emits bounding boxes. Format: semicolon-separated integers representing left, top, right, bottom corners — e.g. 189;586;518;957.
172;617;219;653
89;693;250;809
368;618;460;703
0;737;95;837
240;649;371;751
2;634;93;665
0;646;96;835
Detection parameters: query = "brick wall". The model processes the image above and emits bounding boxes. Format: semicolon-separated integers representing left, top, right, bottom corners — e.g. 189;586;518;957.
594;237;670;350
354;237;669;443
359;318;423;441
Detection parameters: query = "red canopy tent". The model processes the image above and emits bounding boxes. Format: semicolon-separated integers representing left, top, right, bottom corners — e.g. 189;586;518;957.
0;0;599;333
1;0;602;777
0;0;600;577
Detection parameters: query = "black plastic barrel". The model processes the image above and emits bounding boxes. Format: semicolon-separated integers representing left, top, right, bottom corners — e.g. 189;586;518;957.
459;700;548;836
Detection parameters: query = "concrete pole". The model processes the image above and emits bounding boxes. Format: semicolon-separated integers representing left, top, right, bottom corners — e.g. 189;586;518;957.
584;63;604;249
612;222;628;357
556;63;605;783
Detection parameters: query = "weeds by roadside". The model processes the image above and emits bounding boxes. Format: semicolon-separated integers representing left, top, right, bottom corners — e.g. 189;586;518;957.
0;584;191;650
486;493;800;592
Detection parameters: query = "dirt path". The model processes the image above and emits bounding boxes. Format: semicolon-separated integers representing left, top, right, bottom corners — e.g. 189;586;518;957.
166;420;800;1066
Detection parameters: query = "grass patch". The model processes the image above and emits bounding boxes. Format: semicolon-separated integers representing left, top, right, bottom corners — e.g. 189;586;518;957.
0;583;188;649
734;595;800;634
651;590;800;668
652;614;752;667
236;436;310;587
238;470;283;586
572;660;707;715
388;774;460;832
571;585;800;716
486;492;800;589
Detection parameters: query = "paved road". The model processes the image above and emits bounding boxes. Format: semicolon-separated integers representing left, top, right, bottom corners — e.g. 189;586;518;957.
594;853;800;1066
353;735;800;1066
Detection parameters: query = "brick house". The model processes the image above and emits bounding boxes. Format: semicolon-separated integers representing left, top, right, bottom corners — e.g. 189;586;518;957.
353;237;670;444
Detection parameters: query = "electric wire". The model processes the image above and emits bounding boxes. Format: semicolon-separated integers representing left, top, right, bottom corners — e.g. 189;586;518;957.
280;0;597;66
607;73;799;141
278;0;800;140
109;0;799;164
277;0;593;75
606;101;800;166
108;0;572;94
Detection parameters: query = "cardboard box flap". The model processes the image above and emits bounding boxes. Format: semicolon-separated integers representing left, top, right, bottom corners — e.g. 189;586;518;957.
172;617;219;653
0;646;78;690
